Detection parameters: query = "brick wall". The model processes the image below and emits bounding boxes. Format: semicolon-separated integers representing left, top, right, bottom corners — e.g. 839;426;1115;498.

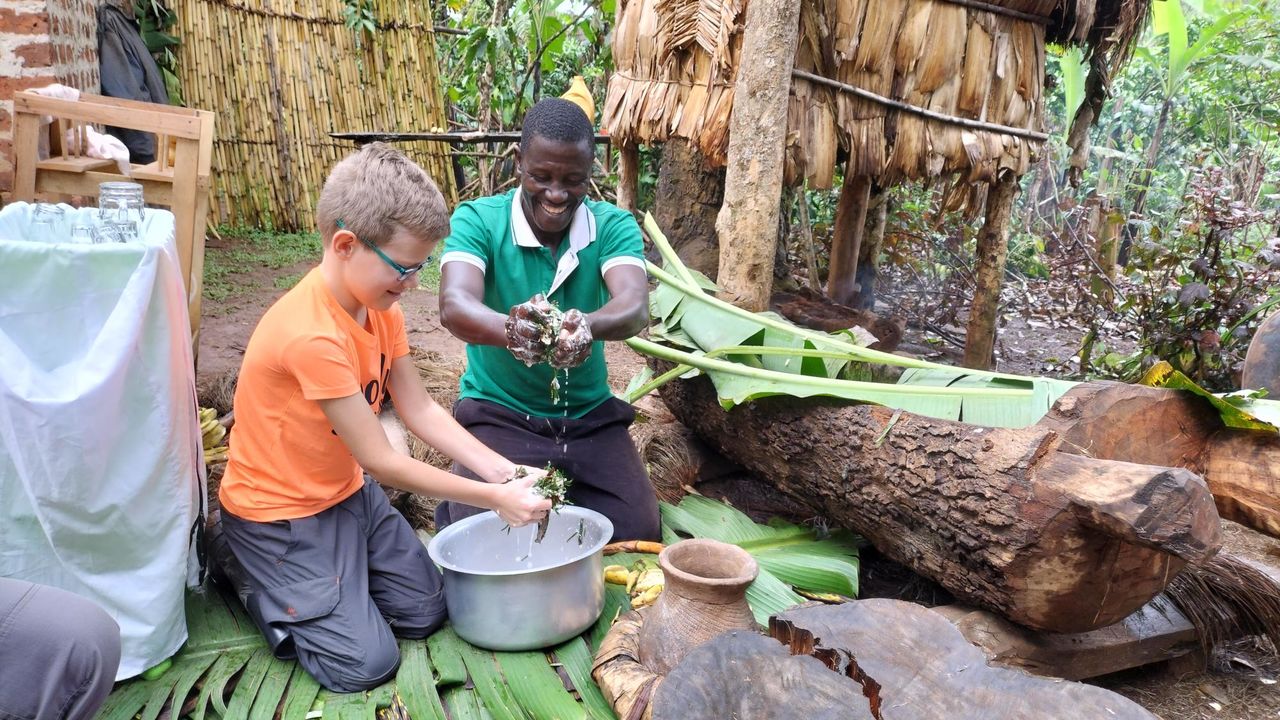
0;0;98;192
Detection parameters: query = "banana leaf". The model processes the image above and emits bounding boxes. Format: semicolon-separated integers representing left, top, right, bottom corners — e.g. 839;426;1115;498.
1142;360;1280;432
101;584;617;720
628;215;1074;427
658;495;862;624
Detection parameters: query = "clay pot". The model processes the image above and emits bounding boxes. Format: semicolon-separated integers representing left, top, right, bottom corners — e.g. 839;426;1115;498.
636;538;759;675
1242;311;1280;395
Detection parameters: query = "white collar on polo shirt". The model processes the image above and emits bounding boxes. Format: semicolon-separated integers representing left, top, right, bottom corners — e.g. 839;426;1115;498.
510;189;597;297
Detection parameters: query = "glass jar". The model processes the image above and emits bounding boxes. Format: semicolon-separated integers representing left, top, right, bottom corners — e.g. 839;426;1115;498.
30;203;67;243
98;182;145;227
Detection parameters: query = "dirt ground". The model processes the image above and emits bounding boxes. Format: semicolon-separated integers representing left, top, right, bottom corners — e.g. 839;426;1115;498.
196;251;1278;720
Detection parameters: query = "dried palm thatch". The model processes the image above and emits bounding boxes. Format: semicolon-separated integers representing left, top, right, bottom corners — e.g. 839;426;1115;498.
605;0;1151;205
1163;553;1280;662
629;399;700;504
176;0;457;231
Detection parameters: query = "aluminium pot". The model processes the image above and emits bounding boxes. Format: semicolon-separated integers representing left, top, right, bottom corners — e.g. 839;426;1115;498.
427;505;613;651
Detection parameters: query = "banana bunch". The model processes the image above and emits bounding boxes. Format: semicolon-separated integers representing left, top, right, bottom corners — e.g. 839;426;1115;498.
200;407;229;465
604;558;665;608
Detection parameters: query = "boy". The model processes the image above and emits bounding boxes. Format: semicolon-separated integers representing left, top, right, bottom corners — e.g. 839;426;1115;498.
215;143;551;692
435;98;661;541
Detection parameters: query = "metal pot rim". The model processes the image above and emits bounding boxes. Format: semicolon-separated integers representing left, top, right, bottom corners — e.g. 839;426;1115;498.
426;505;614;576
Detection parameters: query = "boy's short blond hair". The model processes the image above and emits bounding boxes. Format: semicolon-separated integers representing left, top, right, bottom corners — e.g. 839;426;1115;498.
316;142;450;247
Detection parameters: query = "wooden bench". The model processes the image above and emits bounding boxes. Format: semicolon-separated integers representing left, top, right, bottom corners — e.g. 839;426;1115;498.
10;90;215;348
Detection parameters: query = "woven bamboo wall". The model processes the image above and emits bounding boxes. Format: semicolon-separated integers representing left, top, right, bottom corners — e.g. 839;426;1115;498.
176;0;455;231
606;0;1139;201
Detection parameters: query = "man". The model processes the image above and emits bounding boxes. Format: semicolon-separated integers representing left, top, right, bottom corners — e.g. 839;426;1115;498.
435;97;660;541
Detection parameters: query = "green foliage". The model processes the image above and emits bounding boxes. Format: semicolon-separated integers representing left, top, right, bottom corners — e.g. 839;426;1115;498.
341;0;378;52
132;1;183;105
1115;166;1280;389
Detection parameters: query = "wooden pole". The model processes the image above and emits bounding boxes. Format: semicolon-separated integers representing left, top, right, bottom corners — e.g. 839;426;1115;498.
963;170;1020;369
713;0;801;311
617;141;639;214
826;173;872;306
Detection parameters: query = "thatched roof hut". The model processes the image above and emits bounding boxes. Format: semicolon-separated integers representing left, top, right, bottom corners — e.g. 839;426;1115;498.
604;0;1150;204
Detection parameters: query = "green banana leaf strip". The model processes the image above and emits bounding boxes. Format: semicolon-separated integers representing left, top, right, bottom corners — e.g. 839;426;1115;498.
245;656;297;720
223;647;275;720
195;648;255;720
495;651;588;720
426;625;471;686
96;676;154;720
137;673;176;720
553;637;617;720
319;689;372;720
397;639;447;720
444;686;495;720
456;642;528;720
1142;361;1278;431
278;665;323;720
137;652;217;720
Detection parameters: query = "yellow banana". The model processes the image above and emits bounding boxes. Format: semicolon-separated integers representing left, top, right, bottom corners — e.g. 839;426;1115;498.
625;569;640;595
632;567;665;595
630;585;662;608
604;565;630;585
203;447;229;464
202;423;226;448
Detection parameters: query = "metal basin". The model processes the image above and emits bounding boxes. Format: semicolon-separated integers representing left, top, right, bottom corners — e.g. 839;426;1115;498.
427;506;613;651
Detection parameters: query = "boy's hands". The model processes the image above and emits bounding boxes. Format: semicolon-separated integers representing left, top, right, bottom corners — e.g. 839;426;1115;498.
505;294;556;366
492;465;553;527
550;309;592;369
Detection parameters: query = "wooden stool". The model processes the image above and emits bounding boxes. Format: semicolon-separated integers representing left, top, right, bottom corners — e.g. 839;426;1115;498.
10;90;215;350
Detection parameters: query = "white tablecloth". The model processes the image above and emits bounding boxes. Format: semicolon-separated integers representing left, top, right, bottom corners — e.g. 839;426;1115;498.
0;203;205;680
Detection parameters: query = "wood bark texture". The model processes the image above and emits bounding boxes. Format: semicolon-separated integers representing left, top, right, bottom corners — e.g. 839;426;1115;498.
653;138;723;279
714;0;801;311
963;170;1020;369
659;373;1222;632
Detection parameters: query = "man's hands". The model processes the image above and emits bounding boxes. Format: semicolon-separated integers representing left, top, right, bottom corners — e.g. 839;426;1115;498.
490;465;552;527
505;295;592;369
505;294;557;366
550;309;592;369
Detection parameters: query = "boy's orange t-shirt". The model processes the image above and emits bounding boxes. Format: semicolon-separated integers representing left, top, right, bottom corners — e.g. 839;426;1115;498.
219;267;409;522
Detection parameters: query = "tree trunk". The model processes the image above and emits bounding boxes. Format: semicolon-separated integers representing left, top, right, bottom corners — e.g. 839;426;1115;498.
658;373;1222;633
826;174;872;307
714;0;800;311
963;170;1020;369
1128;96;1172;222
851;187;888;310
654;139;724;279
617;141;640;214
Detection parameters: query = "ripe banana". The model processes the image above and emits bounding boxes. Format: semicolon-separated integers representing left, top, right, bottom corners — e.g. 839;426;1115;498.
604;565;630;585
630;585;662;608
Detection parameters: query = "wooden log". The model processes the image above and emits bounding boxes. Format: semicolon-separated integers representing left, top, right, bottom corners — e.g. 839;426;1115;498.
653;138;724;280
1040;381;1280;538
658;373;1222;633
765;600;1159;720
963;169;1020;369
935;598;1199;681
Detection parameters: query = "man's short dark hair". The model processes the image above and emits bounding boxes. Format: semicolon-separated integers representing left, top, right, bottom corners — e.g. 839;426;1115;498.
520;98;593;153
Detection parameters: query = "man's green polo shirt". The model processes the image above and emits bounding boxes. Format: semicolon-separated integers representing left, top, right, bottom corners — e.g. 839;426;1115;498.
440;189;645;418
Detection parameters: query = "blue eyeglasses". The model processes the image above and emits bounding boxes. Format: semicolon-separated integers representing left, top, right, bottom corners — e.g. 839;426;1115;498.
337;219;433;282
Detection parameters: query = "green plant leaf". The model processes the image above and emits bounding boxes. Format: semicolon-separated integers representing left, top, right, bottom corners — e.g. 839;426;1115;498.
455;643;528;720
426;625;471;687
